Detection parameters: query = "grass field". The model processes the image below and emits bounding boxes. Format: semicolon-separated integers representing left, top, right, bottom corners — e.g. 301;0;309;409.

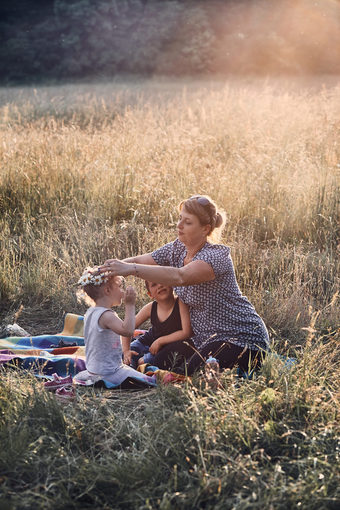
0;77;339;509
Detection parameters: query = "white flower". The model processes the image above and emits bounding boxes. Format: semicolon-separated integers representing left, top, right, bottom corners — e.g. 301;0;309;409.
78;272;94;286
78;267;109;287
92;275;103;286
78;275;88;286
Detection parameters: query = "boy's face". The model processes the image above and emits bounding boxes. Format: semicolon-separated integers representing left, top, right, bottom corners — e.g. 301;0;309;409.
147;282;173;301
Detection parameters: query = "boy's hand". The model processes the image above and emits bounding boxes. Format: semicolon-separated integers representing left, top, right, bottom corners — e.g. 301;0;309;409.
123;350;139;365
124;286;136;305
149;338;162;355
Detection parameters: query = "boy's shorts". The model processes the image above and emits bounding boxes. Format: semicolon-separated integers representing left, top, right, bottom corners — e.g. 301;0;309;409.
130;337;157;368
134;329;154;347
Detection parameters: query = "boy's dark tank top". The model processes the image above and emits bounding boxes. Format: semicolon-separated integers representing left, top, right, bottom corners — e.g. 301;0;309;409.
151;297;182;338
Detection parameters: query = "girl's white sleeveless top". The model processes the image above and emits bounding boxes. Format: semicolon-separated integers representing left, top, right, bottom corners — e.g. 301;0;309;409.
84;306;123;375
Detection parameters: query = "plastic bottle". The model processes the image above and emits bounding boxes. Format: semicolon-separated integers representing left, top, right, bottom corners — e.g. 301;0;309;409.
205;357;220;388
205;357;220;373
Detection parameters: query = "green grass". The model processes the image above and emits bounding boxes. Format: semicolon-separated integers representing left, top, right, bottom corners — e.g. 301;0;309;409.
0;340;339;509
0;77;339;508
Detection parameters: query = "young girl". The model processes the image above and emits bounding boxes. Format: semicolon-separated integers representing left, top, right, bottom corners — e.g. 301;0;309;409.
74;267;156;388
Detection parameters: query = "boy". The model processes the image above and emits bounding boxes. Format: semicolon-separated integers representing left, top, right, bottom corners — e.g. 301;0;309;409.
122;282;192;368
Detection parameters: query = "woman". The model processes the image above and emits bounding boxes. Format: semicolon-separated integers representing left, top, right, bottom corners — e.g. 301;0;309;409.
99;195;270;375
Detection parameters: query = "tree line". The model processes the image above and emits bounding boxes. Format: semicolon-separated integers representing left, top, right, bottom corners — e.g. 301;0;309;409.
1;0;339;84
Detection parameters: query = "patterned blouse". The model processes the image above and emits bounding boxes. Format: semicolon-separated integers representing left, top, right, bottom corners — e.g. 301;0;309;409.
152;239;269;352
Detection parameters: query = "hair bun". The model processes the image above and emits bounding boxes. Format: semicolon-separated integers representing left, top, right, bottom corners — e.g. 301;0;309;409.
215;212;223;228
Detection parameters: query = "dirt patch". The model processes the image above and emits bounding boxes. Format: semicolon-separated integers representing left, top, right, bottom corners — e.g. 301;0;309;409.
0;303;66;337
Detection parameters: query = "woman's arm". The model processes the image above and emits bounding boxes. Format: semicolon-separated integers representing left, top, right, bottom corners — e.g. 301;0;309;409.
148;299;193;355
122;253;157;265
100;259;215;286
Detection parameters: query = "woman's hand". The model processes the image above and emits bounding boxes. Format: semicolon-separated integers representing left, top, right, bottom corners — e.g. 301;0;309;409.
99;259;134;277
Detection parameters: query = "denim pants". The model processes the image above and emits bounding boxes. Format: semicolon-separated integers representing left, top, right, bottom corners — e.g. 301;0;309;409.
130;338;157;369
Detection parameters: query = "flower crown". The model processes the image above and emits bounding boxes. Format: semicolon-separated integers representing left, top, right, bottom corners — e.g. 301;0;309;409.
77;267;110;287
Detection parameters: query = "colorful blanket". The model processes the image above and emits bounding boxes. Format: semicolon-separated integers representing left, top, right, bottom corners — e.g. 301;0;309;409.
0;313;86;378
0;313;158;388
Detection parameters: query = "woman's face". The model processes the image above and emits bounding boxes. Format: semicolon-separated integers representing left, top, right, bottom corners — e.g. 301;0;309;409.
177;207;210;245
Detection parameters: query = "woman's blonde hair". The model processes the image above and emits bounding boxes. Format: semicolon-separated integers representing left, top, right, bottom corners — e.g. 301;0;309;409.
179;195;226;243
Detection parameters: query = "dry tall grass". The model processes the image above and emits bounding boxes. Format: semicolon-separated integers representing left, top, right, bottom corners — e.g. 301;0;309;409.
0;77;339;343
0;76;339;510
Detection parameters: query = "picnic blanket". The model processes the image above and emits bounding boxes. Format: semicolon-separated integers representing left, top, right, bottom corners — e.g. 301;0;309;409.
2;313;285;387
0;313;86;378
0;313;158;388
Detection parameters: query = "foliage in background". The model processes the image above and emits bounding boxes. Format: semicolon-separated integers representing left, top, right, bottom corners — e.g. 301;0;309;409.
0;78;339;344
0;77;339;510
1;0;340;83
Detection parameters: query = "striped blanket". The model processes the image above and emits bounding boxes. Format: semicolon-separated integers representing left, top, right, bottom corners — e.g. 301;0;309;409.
0;313;157;388
0;313;86;378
